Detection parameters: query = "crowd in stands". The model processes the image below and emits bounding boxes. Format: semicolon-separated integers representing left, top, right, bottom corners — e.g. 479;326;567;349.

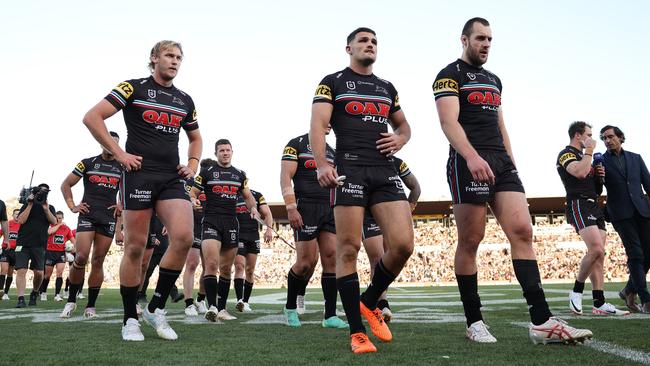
51;219;629;289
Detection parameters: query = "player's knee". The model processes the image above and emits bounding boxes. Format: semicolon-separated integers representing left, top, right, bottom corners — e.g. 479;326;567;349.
589;245;605;260
90;254;106;267
458;231;484;247
75;253;89;266
245;267;255;279
175;230;194;247
234;262;245;273
338;244;359;264
392;241;414;260
510;223;533;243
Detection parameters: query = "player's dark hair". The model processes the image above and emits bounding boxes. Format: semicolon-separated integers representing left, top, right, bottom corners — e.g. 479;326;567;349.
568;121;591;139
148;40;183;73
215;139;232;150
38;183;50;190
12;208;19;213
109;131;120;139
200;158;217;168
347;27;376;44
462;17;490;37
56;211;64;216
600;125;626;143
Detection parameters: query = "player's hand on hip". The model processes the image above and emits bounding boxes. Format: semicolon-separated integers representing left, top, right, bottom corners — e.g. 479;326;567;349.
376;132;407;157
108;203;122;218
287;207;304;229
466;154;495;185
316;165;339;188
177;164;195;179
117;152;143;172
72;202;90;215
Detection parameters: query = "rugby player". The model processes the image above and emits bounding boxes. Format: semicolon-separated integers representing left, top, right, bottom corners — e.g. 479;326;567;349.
362;156;420;322
15;184;57;308
60;131;122;317
82;40;202;341
191;141;260;322
60;135;122;317
281;129;347;329
311;28;414;353
0;209;19;300
40;211;75;302
234;188;273;312
557;121;628;316
433;17;592;343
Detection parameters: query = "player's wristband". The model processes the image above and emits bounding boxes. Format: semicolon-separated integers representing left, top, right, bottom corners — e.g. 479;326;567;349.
286;203;297;210
188;157;199;163
584;153;593;156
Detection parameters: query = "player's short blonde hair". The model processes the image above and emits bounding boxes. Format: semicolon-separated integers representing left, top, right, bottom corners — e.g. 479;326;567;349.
148;40;183;73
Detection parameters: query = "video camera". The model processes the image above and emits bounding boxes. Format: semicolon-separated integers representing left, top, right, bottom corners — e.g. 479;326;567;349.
18;170;50;205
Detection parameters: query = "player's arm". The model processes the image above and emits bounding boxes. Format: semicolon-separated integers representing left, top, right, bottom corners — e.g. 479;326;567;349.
402;172;421;211
497;108;515;166
310;103;338;188
377;110;411;156
259;204;274;243
564;139;596;179
61;172;90;214
436;96;495;185
178;129;202;179
47;223;62;235
280;160;303;229
83;100;142;171
241;187;260;220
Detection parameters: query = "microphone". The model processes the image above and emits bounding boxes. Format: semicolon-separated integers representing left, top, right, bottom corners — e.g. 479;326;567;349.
593;152;605;184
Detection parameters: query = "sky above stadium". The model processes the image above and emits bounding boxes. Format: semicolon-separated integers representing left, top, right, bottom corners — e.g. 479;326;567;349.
2;0;648;217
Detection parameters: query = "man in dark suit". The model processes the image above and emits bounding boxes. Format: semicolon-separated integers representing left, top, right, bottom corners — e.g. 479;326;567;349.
599;125;650;313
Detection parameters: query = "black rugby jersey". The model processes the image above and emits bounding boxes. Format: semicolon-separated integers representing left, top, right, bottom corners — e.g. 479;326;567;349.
236;190;267;233
392;157;412;180
556;146;597;200
73;155;122;220
282;134;335;201
104;76;198;173
313;68;400;166
194;162;248;217
433;59;504;152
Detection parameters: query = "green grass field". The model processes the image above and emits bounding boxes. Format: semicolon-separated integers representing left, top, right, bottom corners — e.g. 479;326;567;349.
1;283;648;365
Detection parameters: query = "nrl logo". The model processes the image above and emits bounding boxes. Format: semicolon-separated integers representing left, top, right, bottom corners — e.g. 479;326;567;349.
148;89;156;99
346;81;356;90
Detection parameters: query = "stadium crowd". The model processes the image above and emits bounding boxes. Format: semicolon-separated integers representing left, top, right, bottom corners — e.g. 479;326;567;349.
15;220;628;290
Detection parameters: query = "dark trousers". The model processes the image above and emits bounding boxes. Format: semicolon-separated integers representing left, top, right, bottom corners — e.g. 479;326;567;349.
614;211;650;304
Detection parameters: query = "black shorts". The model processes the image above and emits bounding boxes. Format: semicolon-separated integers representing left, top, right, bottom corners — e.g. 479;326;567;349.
293;200;335;242
45;250;66;266
192;221;202;249
146;232;160;249
77;215;116;238
121;170;190;210
0;249;16;266
202;216;239;249
238;232;261;255
447;149;525;204
566;198;606;233
333;164;407;207
362;212;382;240
14;246;45;271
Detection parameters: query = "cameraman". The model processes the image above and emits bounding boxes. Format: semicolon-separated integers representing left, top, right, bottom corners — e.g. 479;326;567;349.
15;183;57;308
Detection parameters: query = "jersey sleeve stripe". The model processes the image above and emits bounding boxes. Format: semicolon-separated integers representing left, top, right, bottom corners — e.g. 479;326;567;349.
72;169;84;177
109;91;127;107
